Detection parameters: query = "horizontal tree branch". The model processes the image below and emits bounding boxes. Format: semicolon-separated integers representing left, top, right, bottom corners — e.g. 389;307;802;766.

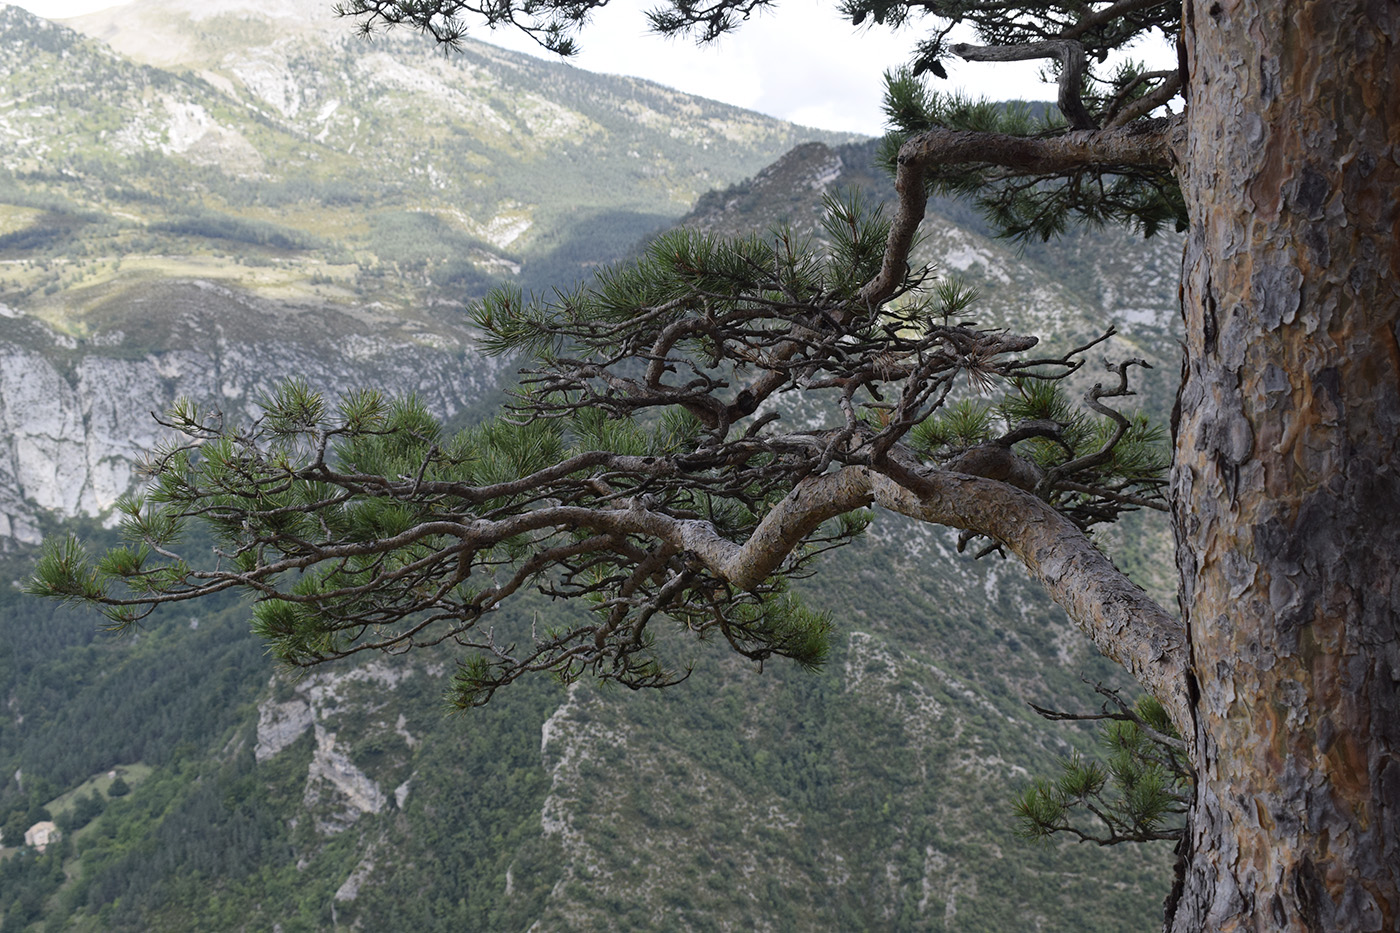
859;116;1183;306
516;460;1189;734
949;39;1096;129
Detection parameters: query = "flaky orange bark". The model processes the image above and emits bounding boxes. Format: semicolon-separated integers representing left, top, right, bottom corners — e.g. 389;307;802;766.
1169;1;1400;929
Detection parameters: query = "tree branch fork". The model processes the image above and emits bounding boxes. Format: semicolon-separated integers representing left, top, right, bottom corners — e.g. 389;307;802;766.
632;459;1192;734
532;459;1188;732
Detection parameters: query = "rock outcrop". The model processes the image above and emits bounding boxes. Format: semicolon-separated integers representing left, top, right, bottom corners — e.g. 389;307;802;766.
0;282;498;546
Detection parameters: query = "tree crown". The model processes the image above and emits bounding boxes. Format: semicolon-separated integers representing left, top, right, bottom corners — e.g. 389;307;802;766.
32;193;1170;710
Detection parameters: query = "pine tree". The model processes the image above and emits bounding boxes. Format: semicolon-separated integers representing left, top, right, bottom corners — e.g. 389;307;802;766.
33;2;1400;929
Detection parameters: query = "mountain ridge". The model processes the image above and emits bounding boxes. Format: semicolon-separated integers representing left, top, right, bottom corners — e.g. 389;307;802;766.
1;0;853;308
1;7;1183;929
0;0;851;539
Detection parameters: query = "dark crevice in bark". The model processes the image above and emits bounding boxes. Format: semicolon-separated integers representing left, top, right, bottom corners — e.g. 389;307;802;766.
1198;277;1216;355
1163;823;1194;930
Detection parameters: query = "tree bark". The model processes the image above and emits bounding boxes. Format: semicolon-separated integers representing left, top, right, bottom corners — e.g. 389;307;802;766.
1169;1;1400;929
867;465;1192;731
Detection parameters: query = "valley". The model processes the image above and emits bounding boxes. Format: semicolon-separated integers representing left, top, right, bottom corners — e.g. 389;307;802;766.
1;3;1184;930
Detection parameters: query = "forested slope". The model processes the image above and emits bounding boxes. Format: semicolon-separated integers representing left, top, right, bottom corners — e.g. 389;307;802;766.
1;5;1184;929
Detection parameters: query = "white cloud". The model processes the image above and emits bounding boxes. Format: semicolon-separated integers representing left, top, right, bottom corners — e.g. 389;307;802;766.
12;0;1174;136
469;0;1059;135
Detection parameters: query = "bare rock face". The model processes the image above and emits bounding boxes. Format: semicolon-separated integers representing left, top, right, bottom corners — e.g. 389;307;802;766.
303;722;387;833
252;659;417;835
334;849;378;904
0;282;497;547
254;696;315;763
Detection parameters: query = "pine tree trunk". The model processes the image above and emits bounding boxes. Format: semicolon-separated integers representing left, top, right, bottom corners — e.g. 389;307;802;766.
1169;1;1400;929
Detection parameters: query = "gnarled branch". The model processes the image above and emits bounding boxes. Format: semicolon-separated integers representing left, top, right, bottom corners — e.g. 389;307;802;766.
861;116;1183;306
529;459;1190;734
950;39;1097;130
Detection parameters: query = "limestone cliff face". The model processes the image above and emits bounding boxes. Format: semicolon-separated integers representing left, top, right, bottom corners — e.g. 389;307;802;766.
254;658;422;837
0;281;498;545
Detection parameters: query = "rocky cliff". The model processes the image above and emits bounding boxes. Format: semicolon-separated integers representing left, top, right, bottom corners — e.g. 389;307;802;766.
0;280;497;545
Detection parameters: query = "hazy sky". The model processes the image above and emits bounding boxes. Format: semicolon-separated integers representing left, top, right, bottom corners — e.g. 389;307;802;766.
11;0;1174;136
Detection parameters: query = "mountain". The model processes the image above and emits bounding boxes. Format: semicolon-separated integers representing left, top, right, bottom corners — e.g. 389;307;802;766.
0;0;849;307
0;280;507;545
0;0;850;542
0;5;1185;930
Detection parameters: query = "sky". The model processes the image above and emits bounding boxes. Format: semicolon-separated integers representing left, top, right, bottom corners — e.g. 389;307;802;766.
11;0;1174;136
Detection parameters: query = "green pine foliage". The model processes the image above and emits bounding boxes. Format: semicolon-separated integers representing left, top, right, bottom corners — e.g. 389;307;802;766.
1013;695;1190;845
879;70;1186;242
30;184;1170;719
29;375;840;691
909;398;996;452
475;190;894;363
997;378;1170;483
909;376;1170;532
